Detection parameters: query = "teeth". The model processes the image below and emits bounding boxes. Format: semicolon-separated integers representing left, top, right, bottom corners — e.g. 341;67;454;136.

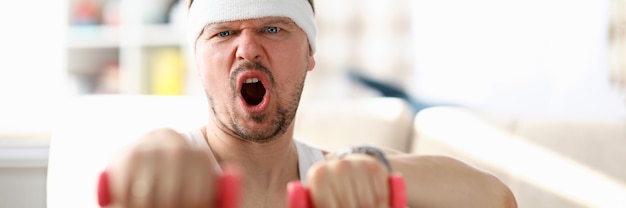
244;78;259;84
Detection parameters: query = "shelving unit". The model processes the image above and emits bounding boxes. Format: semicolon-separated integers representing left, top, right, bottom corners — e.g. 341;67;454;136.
67;0;189;95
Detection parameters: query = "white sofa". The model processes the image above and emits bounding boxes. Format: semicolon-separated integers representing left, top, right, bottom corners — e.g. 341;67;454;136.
412;106;626;208
46;95;414;207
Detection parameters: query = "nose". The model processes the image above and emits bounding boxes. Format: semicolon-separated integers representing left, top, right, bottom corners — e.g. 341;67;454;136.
235;30;263;62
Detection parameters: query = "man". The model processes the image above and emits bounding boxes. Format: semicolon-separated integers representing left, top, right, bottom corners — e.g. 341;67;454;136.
104;0;517;207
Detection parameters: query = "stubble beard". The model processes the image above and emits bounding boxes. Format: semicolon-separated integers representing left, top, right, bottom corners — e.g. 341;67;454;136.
207;62;307;144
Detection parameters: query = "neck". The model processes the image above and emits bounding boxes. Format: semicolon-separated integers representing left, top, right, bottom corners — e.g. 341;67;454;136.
201;121;300;189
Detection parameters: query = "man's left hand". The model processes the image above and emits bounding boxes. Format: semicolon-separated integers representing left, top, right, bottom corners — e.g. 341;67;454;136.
306;154;390;208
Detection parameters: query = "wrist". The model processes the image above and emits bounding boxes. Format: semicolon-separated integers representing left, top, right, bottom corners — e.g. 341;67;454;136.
337;145;392;172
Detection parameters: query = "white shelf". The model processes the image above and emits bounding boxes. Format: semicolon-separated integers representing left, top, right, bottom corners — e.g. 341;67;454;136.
66;0;188;95
67;25;120;49
140;24;183;47
68;24;182;49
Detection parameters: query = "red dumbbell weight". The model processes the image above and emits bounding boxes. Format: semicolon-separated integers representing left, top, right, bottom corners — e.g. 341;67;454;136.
287;173;407;208
97;169;239;208
98;171;406;208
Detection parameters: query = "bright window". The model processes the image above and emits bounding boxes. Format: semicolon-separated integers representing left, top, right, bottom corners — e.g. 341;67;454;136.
0;1;67;142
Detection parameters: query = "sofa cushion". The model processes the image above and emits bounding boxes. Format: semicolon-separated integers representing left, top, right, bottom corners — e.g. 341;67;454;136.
296;97;414;152
412;106;626;208
514;118;626;187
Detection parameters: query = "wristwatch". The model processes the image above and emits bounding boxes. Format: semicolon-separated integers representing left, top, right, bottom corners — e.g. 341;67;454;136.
337;145;392;172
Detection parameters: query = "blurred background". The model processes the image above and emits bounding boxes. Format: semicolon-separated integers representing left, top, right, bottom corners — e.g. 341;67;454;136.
0;0;624;207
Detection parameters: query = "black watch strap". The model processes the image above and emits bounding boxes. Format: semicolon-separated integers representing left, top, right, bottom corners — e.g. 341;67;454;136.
337;145;392;172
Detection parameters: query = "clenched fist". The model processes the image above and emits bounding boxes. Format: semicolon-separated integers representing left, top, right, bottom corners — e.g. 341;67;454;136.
306;154;391;208
103;128;224;208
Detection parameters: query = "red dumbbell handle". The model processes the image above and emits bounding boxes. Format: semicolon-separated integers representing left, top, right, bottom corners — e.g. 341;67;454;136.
287;173;407;208
97;170;239;208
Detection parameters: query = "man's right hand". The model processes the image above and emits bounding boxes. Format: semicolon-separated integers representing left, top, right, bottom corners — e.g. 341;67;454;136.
104;128;219;208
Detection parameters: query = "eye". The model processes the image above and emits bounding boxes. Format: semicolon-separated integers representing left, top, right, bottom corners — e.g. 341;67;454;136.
217;30;233;38
265;27;280;34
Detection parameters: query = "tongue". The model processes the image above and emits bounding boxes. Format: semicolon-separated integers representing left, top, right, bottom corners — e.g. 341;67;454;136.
241;82;266;106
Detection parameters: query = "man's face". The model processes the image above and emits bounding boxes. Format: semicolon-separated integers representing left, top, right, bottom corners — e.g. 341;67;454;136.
195;16;315;143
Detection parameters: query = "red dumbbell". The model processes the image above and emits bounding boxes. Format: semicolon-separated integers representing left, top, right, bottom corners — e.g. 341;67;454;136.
97;169;239;208
98;171;406;208
286;173;407;208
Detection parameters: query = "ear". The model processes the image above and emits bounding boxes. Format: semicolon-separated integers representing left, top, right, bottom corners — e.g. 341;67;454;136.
306;51;316;72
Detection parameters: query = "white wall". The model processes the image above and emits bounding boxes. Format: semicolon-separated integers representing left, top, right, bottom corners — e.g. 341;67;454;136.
0;1;66;207
410;0;626;118
0;0;68;135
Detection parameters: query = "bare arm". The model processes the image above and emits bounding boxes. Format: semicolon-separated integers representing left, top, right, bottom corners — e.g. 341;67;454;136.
383;148;517;208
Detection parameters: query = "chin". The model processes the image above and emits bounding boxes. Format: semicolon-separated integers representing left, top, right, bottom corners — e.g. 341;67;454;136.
231;114;289;143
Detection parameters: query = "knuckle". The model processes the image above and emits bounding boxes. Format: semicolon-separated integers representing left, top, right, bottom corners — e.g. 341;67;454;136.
333;158;353;173
125;148;142;166
146;127;178;137
167;144;189;159
365;160;386;175
123;149;157;173
143;128;188;146
308;163;328;180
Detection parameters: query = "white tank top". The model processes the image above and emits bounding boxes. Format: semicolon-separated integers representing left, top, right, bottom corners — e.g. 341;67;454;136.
181;129;326;184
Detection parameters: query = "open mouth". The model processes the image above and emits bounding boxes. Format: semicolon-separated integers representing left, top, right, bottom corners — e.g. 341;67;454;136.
241;77;266;106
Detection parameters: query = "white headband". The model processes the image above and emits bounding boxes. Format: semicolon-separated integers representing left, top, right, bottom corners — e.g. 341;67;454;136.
187;0;317;54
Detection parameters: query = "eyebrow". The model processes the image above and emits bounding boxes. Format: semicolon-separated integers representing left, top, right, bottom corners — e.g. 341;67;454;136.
203;24;230;35
204;18;297;33
261;18;297;27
